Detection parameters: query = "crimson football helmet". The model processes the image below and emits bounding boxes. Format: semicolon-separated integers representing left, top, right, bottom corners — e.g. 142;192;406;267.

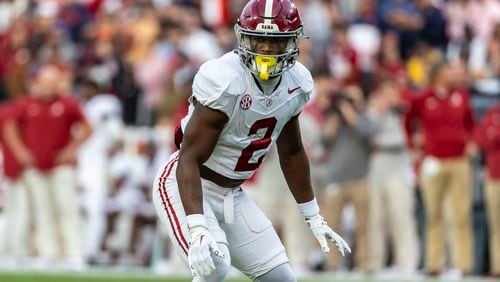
234;0;306;80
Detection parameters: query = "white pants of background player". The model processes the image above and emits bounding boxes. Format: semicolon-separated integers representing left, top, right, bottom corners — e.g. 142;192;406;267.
152;152;296;281
79;155;108;260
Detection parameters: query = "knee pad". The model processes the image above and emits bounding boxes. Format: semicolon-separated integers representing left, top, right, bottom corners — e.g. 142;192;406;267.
255;263;296;282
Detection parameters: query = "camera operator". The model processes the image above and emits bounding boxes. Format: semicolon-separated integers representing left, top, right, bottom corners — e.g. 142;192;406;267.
320;86;375;272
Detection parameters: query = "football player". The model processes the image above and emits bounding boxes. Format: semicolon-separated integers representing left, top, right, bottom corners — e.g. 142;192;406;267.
152;0;351;281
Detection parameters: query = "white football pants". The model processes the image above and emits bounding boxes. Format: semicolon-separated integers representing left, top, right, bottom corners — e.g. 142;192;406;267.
152;151;291;280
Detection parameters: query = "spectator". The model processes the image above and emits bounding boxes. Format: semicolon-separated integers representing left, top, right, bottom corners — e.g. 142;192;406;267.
354;0;379;27
466;0;500;44
375;0;423;59
3;63;92;268
377;31;406;84
178;6;222;65
348;1;382;94
404;61;476;277
300;0;334;65
472;23;500;96
327;24;360;87
444;0;474;64
0;19;30;101
475;102;500;277
415;0;447;51
124;7;161;66
405;43;443;90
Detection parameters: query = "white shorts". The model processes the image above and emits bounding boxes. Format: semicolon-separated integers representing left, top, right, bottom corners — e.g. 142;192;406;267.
152;151;289;279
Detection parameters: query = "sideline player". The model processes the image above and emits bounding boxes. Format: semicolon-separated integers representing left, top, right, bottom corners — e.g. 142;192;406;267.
152;0;351;281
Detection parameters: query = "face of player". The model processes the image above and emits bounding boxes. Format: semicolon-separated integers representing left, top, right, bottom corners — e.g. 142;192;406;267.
249;36;290;56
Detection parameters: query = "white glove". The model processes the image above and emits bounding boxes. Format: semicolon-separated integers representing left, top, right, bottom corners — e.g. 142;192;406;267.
187;214;224;277
298;198;351;256
306;214;351;256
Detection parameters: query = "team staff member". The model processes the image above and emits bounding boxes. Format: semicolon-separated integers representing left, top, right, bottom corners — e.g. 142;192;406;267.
4;63;92;267
152;0;350;280
404;62;475;276
0;101;29;261
476;103;500;277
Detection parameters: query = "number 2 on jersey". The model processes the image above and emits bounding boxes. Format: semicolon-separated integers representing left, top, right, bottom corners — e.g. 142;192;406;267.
235;117;277;171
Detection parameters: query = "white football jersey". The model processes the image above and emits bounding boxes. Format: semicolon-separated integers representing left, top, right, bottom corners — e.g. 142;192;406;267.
180;52;313;180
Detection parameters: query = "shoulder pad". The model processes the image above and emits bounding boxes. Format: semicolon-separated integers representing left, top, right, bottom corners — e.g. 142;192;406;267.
192;52;245;117
195;52;246;95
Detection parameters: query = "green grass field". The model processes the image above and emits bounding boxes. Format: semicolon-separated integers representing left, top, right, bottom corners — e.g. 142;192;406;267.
0;271;497;282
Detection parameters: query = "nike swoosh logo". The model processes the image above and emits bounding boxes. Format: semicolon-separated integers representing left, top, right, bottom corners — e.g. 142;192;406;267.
288;86;301;94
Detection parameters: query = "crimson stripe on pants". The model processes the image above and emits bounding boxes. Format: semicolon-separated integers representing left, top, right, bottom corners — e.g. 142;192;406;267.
157;156;189;255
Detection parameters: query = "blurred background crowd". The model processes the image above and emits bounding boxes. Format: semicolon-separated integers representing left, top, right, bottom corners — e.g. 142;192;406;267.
0;0;499;280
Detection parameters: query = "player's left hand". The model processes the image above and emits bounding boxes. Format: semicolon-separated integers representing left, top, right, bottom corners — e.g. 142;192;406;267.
305;214;351;256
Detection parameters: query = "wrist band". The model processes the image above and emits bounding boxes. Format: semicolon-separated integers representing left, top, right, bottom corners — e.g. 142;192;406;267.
297;197;320;218
186;214;207;230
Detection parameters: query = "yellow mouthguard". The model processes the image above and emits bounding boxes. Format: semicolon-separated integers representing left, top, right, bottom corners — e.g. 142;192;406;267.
255;56;276;80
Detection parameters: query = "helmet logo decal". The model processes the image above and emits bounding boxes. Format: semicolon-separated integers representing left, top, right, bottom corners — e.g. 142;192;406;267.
256;23;279;31
240;94;253;110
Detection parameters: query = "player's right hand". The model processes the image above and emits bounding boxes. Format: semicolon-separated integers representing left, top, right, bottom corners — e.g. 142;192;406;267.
188;225;224;277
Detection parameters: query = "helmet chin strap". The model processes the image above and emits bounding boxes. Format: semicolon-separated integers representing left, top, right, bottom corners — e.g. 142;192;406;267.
255;55;277;80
